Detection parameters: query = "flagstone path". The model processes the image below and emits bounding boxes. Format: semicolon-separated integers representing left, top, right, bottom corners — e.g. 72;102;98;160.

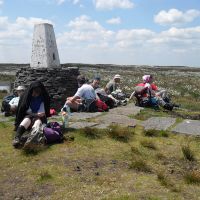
1;103;200;135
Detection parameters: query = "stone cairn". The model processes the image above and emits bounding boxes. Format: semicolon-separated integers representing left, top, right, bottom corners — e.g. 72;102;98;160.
14;23;79;110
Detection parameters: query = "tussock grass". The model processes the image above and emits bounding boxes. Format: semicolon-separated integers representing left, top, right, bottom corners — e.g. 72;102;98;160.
144;129;169;137
140;140;157;150
184;170;200;184
80;127;103;139
181;145;195;161
108;124;134;142
129;159;151;173
157;172;178;192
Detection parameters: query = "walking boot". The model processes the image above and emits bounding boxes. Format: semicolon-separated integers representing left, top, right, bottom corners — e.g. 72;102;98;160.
163;103;174;111
12;126;26;148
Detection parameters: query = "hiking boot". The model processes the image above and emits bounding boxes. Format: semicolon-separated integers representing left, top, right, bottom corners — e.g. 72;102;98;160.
12;126;26;148
163;103;174;111
12;137;21;148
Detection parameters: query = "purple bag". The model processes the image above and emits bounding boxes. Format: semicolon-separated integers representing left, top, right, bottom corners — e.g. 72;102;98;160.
43;122;63;144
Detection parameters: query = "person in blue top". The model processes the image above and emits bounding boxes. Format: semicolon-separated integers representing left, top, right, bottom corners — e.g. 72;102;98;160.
13;81;50;148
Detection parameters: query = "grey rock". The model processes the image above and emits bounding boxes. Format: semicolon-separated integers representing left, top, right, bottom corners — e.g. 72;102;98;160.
109;103;143;116
172;119;200;135
97;114;136;127
71;112;102;121
70;122;98;129
142;117;176;130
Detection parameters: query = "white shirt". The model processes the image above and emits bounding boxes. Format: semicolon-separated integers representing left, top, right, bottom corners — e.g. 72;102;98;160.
9;97;20;107
74;84;96;100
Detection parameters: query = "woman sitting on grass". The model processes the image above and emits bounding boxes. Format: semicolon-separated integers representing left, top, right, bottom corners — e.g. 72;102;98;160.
13;81;50;148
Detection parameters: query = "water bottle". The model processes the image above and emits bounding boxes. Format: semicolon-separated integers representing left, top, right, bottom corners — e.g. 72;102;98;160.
62;112;69;128
61;104;71;128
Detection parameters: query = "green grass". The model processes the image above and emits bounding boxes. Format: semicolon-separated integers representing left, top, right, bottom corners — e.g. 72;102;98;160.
181;145;195;161
1;97;200;199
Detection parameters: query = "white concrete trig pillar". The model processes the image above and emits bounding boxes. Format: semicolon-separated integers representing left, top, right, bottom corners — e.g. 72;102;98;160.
30;23;60;68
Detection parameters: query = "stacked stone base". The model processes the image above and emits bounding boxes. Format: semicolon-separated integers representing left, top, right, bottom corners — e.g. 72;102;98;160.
14;67;79;111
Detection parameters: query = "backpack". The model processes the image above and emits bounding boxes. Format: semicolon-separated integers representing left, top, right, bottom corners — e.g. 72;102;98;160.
43;122;63;144
95;99;109;112
96;93;115;109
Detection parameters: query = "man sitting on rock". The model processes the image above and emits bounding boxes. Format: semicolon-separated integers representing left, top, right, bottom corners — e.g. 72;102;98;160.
64;75;97;113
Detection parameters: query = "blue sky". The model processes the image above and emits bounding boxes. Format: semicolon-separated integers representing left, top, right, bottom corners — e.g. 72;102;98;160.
0;0;200;66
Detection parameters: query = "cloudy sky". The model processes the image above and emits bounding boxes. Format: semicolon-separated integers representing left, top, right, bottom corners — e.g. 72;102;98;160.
0;0;200;66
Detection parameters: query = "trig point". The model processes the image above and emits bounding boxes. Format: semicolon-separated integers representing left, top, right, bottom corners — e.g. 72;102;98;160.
30;23;60;68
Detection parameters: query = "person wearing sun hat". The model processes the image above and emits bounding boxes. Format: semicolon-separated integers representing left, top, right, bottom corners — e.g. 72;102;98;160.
105;74;121;95
1;85;26;116
9;85;26;110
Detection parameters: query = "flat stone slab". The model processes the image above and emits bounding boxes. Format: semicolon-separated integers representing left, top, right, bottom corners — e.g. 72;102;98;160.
93;124;110;129
69;122;99;129
172;120;200;135
68;112;102;121
109;103;143;116
142;117;176;131
97;114;136;127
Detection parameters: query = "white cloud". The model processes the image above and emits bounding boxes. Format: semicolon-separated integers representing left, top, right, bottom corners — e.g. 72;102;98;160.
0;0;3;5
58;15;114;45
106;17;121;25
73;0;80;5
0;16;54;62
154;8;200;26
0;15;200;66
94;0;134;10
56;0;65;5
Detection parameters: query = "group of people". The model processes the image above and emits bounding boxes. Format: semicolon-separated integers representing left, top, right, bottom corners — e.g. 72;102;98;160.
1;73;176;149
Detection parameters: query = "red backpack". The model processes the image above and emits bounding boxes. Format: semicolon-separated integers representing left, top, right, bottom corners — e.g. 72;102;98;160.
95;99;109;112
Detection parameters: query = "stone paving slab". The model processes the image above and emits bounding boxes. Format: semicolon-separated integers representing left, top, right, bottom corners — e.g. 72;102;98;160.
97;114;136;127
109;103;143;116
70;112;102;121
141;117;176;131
69;122;99;129
172;120;200;135
93;124;110;129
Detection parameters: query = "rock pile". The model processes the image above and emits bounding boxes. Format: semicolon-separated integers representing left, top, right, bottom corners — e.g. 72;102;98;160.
14;66;80;110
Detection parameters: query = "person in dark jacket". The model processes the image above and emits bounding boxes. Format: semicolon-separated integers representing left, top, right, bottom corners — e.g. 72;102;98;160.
13;81;50;148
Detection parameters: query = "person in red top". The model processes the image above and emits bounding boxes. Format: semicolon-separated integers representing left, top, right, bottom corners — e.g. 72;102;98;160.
131;75;174;110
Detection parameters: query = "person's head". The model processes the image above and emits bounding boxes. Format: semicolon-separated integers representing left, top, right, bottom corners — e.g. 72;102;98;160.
32;87;42;97
15;85;25;97
92;76;101;88
113;74;121;83
77;75;86;87
27;81;45;97
142;75;153;83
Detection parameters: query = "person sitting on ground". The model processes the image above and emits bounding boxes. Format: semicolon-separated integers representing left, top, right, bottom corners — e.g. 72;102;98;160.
1;86;25;116
13;81;50;148
130;75;174;110
91;76;115;109
91;76;101;90
105;74;127;106
64;75;97;113
105;74;121;95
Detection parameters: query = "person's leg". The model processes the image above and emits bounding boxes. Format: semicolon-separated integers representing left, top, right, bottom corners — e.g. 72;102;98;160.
13;118;31;148
66;98;82;111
